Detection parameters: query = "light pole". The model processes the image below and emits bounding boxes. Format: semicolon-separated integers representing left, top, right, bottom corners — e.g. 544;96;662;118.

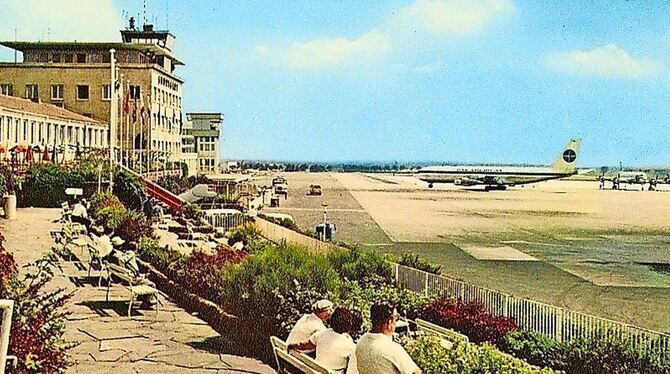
108;49;116;192
321;204;328;241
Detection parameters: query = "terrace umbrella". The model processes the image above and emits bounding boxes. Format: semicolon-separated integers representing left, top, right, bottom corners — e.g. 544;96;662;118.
42;146;50;162
0;145;5;161
25;145;33;162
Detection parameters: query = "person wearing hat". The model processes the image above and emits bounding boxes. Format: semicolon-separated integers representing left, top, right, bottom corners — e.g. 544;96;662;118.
286;299;333;351
71;199;91;228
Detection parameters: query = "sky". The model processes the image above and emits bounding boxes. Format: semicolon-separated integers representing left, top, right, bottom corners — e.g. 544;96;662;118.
2;0;670;166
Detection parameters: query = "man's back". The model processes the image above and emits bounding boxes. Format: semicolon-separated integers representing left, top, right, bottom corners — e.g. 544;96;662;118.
286;313;326;345
355;332;419;374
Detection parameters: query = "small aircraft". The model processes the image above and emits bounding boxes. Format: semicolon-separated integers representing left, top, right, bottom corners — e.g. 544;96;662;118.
415;139;581;190
599;172;647;190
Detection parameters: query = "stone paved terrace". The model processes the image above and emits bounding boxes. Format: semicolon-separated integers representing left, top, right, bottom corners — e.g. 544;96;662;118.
0;208;276;374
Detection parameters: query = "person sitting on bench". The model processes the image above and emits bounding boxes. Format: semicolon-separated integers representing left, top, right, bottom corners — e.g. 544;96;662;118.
286;299;333;352
71;199;91;228
289;307;359;373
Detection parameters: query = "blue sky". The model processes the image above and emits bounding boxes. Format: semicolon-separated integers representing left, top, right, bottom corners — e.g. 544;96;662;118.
2;0;670;166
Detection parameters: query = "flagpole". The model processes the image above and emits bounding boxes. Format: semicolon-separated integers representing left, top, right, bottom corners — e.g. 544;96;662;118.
119;73;124;169
108;49;116;192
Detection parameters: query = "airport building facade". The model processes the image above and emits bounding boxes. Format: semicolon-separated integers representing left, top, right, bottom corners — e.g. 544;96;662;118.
182;112;222;175
0;94;108;159
0;21;184;162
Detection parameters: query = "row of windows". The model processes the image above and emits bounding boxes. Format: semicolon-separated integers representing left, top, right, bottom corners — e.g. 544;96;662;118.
199;143;216;152
0;83;111;102
29;51;145;64
0;116;107;147
153;86;181;108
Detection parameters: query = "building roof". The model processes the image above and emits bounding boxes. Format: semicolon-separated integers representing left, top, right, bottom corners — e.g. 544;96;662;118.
0;94;104;125
0;41;184;65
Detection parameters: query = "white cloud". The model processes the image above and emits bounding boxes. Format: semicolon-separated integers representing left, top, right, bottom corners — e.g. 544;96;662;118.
547;44;661;80
255;29;391;69
0;0;122;42
415;62;444;73
394;0;515;36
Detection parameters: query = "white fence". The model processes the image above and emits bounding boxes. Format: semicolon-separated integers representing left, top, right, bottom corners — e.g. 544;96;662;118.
393;263;670;355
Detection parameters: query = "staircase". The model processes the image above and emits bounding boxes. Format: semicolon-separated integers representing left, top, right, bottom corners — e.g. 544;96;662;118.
118;165;187;213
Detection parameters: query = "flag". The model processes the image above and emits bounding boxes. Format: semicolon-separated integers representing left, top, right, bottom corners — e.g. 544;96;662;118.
139;92;147;124
123;86;130;114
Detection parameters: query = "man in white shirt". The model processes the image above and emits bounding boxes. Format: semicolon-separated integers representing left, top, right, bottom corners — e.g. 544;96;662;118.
356;301;421;374
71;199;91;227
288;307;358;373
286;299;333;351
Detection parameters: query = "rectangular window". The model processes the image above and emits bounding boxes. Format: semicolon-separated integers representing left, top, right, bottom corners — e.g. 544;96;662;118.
51;84;64;101
64;54;73;63
0;84;12;96
76;85;89;100
130;85;141;100
102;85;112;100
52;53;61;63
76;53;87;63
25;84;38;100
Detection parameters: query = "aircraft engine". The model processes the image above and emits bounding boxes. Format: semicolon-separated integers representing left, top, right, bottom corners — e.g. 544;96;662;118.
454;177;480;186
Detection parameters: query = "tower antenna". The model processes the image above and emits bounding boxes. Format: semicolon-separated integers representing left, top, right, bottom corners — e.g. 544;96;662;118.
143;0;147;26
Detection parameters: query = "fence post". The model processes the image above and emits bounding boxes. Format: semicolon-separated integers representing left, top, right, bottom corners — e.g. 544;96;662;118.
556;308;563;342
502;295;509;317
424;272;429;297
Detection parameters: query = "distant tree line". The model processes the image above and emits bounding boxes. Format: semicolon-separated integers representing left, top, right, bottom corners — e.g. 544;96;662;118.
238;160;429;173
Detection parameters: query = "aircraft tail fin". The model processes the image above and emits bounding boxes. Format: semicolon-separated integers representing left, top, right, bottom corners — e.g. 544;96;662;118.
550;139;581;174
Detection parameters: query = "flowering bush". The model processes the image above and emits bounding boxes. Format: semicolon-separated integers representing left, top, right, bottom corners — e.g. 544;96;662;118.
0;234;72;374
421;295;519;348
168;246;248;305
404;335;557;374
115;210;154;244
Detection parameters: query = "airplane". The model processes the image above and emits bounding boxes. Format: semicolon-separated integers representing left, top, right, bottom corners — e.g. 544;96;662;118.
599;171;647;191
415;139;581;190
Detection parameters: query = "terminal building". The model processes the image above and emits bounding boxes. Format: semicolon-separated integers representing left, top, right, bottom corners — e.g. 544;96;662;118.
0;19;184;162
182;112;222;175
0;94;108;159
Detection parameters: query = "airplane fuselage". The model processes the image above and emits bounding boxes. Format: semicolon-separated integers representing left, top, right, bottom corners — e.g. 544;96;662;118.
416;165;575;186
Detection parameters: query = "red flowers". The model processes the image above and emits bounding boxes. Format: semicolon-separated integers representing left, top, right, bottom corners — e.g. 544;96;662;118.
422;296;519;348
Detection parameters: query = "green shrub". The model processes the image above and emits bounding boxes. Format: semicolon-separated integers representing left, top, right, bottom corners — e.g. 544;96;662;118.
115;210;154;244
505;330;670;374
398;253;443;274
227;223;268;252
222;243;339;339
327;247;393;286
138;237;182;273
18;163;86;207
90;192;124;218
404;335;557;374
336;280;434;334
182;204;202;220
95;205;127;230
113;171;149;213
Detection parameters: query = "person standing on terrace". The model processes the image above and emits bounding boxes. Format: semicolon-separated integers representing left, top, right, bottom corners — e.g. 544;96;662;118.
355;301;421;374
286;299;333;351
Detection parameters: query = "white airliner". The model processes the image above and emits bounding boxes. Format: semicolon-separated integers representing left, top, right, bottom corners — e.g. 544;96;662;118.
415;139;582;190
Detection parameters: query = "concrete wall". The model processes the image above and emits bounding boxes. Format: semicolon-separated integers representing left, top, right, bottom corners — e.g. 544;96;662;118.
254;217;343;254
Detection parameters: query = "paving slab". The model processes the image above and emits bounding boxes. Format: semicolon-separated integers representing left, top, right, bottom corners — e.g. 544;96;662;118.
2;208;276;374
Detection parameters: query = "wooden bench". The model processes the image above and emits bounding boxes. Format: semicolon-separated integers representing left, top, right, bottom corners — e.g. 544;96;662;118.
415;318;469;349
269;336;336;374
104;262;161;317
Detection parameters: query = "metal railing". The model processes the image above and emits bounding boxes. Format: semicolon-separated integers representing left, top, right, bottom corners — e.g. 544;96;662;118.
393;263;670;354
253;215;670;355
